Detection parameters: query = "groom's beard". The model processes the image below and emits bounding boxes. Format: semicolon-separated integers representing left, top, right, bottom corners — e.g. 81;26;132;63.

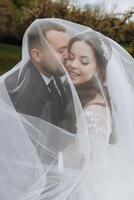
61;55;69;67
62;59;66;67
39;61;66;77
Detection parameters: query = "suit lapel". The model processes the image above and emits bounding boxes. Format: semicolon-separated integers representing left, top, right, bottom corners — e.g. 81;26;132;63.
19;61;51;105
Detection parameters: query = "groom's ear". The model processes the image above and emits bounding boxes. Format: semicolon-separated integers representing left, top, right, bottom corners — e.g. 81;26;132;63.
30;48;42;63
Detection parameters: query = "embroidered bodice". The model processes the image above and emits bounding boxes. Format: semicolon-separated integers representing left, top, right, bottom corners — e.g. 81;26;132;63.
84;104;112;158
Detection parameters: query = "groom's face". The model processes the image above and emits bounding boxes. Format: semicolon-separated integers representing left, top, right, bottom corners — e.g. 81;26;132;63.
46;30;69;66
30;29;69;77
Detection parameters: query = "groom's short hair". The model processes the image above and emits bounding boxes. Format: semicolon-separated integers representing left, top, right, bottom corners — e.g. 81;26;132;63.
28;21;66;52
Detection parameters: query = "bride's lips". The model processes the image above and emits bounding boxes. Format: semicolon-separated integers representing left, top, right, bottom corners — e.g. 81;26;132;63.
68;71;80;79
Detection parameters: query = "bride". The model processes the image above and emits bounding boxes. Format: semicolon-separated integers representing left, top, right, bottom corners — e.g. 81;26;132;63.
1;18;134;200
65;26;134;199
66;31;112;156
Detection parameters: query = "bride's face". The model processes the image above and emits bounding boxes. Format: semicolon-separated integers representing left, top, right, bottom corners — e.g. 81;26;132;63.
66;41;97;85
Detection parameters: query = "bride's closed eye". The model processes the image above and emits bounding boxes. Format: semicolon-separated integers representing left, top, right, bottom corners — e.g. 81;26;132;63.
68;50;90;67
80;57;90;65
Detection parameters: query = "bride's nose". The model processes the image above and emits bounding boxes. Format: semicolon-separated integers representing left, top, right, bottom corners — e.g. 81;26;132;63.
69;59;78;69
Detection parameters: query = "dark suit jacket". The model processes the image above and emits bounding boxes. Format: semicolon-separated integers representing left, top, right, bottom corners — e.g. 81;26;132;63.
5;61;77;132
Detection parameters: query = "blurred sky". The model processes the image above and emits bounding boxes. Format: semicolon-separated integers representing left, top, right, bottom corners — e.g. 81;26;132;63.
72;0;134;13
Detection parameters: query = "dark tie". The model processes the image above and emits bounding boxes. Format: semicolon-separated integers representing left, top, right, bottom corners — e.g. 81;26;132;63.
47;79;64;112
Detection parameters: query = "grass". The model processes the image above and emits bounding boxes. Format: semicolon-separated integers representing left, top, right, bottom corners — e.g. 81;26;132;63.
0;43;21;75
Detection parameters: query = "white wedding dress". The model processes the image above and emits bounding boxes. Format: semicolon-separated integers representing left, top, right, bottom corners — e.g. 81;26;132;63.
84;104;112;158
68;104;134;200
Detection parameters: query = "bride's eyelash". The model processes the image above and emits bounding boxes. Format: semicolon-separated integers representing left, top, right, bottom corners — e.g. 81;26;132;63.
80;59;90;65
81;61;89;65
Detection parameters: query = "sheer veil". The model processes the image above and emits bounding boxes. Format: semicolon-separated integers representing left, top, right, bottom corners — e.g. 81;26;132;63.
0;19;90;200
107;38;134;156
0;18;134;200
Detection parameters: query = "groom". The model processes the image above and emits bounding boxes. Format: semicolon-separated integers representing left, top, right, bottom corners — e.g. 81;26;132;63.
5;21;76;132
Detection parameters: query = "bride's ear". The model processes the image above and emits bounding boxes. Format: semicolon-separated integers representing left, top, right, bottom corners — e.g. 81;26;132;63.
30;48;41;62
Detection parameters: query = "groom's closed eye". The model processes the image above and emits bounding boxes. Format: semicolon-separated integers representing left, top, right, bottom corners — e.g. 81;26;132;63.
57;46;68;53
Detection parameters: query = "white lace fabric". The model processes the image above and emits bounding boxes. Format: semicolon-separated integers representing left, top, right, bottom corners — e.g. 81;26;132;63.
84;104;112;159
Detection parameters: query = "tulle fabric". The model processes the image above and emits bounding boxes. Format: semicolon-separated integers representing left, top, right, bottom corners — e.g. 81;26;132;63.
0;19;90;200
1;18;134;200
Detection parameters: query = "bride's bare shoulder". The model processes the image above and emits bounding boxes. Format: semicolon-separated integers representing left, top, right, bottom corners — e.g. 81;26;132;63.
84;95;107;114
84;104;107;116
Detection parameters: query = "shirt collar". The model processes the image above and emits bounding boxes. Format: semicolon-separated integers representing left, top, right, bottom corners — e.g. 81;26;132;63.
40;73;52;85
41;73;66;83
61;75;66;83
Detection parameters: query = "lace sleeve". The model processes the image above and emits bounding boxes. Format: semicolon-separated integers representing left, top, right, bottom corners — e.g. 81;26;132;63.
84;104;112;142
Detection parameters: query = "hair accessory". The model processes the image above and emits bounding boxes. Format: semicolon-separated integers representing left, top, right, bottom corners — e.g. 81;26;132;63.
99;37;111;62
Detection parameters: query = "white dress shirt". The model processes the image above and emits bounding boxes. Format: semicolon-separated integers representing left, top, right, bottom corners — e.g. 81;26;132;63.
40;73;62;97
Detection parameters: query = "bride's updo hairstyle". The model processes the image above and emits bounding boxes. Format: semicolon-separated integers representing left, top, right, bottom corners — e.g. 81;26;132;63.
68;31;112;107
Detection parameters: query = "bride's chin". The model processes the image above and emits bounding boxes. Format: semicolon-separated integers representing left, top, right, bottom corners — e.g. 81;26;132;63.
73;80;80;86
69;75;80;85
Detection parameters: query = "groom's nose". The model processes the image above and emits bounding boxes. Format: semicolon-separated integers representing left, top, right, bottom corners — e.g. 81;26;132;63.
63;48;68;61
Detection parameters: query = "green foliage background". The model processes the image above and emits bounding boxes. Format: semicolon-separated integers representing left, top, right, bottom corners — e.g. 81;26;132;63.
0;0;134;75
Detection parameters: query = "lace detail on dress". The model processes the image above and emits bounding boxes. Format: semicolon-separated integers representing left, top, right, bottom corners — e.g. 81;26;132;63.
84;104;112;142
84;104;112;159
